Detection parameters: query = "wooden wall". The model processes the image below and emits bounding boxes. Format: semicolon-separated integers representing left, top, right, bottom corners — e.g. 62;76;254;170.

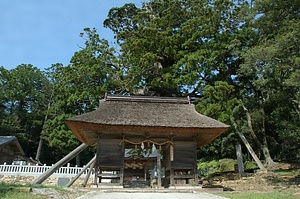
171;141;197;168
96;139;123;168
0;146;15;164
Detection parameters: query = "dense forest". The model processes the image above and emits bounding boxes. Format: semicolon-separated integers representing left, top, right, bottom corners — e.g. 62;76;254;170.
0;0;299;167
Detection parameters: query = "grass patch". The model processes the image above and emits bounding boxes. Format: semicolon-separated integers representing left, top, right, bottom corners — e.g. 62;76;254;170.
0;189;39;199
219;190;298;199
274;169;300;176
0;181;65;190
0;182;70;199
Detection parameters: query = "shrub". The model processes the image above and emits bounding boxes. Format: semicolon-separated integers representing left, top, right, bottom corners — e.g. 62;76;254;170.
219;159;236;172
198;160;220;175
244;161;258;171
198;158;237;176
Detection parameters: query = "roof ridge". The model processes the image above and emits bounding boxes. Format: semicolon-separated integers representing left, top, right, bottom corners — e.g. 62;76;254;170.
105;95;190;104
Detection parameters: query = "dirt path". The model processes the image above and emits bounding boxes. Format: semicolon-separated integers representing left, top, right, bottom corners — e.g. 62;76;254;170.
77;190;228;199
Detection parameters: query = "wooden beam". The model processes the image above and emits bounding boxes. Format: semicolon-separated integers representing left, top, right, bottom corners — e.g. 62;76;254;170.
32;143;88;184
232;120;266;171
83;159;96;187
66;155;96;187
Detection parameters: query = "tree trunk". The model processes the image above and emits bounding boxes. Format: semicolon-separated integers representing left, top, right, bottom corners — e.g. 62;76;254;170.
35;138;43;162
241;102;275;167
262;145;274;166
261;107;275;166
36;95;52;161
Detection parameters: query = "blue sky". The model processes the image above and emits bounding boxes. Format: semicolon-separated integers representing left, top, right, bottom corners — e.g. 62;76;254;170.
0;0;143;70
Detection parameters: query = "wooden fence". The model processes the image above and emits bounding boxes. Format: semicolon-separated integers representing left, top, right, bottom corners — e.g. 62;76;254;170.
0;162;93;178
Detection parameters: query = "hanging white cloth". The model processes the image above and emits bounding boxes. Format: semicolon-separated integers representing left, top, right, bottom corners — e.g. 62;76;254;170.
141;142;145;149
152;143;157;153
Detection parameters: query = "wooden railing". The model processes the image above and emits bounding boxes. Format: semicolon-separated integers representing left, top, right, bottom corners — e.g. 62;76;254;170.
0;163;93;178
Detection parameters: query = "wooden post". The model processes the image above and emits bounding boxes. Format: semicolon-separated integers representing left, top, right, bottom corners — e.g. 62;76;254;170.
232;120;266;171
66;155;96;187
83;159;96;187
144;166;147;181
33;143;88;184
120;167;124;186
120;139;125;186
169;168;174;186
193;140;198;185
236;144;245;177
157;149;162;188
94;166;99;185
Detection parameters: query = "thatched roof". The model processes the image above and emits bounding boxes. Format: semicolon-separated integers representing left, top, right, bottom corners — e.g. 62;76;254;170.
65;95;229;147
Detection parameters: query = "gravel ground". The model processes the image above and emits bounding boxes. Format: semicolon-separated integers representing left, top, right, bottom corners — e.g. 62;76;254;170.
77;190;228;199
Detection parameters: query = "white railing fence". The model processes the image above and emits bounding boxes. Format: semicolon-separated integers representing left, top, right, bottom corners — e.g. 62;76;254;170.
0;162;94;178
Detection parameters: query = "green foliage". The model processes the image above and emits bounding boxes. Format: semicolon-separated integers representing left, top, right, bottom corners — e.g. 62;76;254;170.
198;159;220;176
195;81;239;124
219;159;236;173
104;0;252;95
196;81;240;159
43;114;77;150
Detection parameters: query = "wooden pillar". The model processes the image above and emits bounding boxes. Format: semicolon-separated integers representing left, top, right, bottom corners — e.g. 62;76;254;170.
33;143;88;184
120;168;124;186
193;139;198;185
98;169;102;183
157;149;162;188
170;168;175;186
120;140;125;186
168;142;175;186
236;144;245;177
94;166;99;185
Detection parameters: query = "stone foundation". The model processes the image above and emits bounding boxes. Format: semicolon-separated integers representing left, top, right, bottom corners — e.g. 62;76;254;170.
0;175;94;187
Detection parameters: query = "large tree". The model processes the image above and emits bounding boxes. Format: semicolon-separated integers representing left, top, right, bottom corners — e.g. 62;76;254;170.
41;28;122;164
195;81;240;159
237;0;300;164
0;64;50;158
2;0;298;165
104;0;252;96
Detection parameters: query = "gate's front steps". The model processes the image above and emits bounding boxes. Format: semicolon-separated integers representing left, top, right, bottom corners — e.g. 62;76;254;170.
87;185;224;195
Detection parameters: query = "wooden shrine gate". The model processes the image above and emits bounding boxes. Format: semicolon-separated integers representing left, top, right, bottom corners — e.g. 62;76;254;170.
64;95;229;188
